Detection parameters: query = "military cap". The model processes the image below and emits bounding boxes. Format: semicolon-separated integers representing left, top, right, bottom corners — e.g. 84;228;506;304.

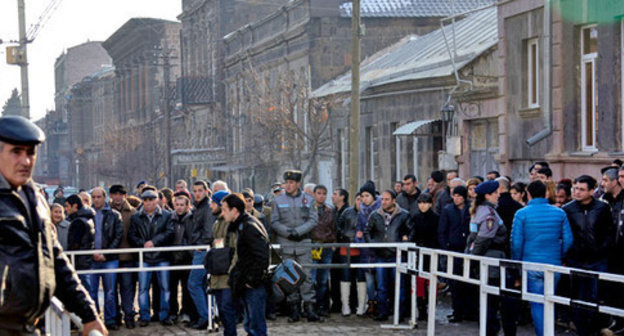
283;170;303;182
0;116;45;145
474;180;499;195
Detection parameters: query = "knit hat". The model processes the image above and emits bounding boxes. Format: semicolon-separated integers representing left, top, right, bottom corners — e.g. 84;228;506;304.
452;186;468;199
474;180;499;195
211;190;230;207
359;180;376;197
431;170;444;183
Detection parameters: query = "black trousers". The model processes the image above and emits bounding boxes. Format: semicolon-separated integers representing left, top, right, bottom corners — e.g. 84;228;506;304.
169;268;196;320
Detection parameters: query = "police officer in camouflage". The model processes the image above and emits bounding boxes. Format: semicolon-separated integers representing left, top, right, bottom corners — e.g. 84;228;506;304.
271;170;323;323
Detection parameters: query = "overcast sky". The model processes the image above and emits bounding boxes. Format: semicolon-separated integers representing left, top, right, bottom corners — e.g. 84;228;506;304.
0;0;181;121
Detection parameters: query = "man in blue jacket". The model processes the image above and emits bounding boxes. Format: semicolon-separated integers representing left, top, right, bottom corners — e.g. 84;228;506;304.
511;180;573;336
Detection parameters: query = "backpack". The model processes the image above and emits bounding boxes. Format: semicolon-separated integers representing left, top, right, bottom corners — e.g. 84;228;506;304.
270;259;306;302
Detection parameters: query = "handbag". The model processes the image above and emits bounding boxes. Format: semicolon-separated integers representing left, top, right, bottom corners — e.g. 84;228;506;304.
203;231;234;275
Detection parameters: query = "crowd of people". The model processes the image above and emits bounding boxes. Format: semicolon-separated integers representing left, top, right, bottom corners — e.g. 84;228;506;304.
41;159;624;336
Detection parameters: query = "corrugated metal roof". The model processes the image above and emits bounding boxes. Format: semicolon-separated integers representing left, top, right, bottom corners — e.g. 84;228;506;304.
340;0;496;18
312;7;497;98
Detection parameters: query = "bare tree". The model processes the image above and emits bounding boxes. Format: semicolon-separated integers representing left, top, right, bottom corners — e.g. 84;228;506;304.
237;61;334;179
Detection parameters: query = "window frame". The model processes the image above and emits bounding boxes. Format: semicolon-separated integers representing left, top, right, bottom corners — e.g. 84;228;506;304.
527;38;539;108
580;24;598;152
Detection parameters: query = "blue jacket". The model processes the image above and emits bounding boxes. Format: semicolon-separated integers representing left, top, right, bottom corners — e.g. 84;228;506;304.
511;198;573;265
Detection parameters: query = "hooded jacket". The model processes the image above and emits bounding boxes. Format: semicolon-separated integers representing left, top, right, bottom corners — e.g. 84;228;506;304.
365;205;410;259
67;207;95;270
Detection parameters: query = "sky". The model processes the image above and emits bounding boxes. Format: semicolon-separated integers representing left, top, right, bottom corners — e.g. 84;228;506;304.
0;0;182;121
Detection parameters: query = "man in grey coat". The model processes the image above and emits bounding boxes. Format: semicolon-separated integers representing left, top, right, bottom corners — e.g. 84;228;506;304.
271;170;323;323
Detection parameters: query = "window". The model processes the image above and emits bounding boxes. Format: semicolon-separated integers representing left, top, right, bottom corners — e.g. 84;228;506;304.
581;25;598;151
527;38;539;107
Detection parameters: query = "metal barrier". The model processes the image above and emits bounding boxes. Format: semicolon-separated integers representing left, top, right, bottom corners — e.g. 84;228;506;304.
44;297;82;336
53;243;624;336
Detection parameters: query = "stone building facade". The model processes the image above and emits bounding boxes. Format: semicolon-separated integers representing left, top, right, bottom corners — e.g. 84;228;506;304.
48;41;111;186
498;0;624;181
175;0;289;183
102;18;182;188
222;0;461;192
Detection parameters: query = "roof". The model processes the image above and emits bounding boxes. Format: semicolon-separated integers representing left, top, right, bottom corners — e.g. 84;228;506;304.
312;7;497;98
340;0;496;18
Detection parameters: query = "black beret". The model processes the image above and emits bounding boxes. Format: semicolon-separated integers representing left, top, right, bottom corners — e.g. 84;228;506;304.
109;184;127;194
283;170;303;182
0;116;45;145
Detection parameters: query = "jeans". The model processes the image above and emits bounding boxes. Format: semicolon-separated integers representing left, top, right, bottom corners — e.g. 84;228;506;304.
118;260;137;320
312;248;333;308
339;254;365;282
240;286;267;336
568;259;608;336
79;274;92;301
188;251;209;320
375;257;405;316
138;261;170;322
214;288;239;336
89;260;119;324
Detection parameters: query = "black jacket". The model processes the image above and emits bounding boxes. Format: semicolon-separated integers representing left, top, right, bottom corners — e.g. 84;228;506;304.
365;207;410;259
93;206;123;260
335;205;358;243
396;189;421;216
563;198;615;265
128;206;175;264
190;197;215;246
228;213;270;298
67;207;95;270
0;177;97;331
602;190;624;273
171;211;194;264
409;209;439;248
438;201;471;252
496;192;523;254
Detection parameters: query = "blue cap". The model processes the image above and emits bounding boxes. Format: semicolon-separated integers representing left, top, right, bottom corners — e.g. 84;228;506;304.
136;180;147;188
0;116;45;145
474;180;499;195
211;190;230;207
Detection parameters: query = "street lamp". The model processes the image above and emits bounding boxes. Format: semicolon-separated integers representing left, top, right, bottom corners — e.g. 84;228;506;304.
440;104;455;150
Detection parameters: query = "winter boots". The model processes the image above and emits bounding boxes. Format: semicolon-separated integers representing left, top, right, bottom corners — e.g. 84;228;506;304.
355;282;368;316
340;282;351;316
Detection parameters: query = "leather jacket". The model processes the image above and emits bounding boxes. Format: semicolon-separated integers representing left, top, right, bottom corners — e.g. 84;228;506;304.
171;211;194;264
128;206;174;264
335;205;358;243
93;206;123;260
190;197;215;246
310;203;336;243
365;206;410;259
563;198;615;265
228;213;269;298
110;199;136;261
0;176;97;332
67;207;95;270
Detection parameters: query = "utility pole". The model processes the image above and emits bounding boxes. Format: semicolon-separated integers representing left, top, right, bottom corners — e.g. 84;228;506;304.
348;0;361;203
17;0;30;119
157;40;173;187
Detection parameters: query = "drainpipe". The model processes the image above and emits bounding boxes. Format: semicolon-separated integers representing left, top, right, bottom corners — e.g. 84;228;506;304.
526;0;552;146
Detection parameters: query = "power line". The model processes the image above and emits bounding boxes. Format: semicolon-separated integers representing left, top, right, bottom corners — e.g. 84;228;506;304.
27;0;64;42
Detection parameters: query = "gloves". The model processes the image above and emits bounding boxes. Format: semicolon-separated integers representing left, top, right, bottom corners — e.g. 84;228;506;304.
287;229;301;241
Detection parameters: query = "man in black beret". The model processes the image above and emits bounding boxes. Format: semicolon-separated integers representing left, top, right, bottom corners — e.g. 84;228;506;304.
0;116;106;335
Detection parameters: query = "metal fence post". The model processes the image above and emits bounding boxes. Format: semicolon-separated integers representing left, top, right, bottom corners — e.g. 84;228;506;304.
427;251;438;336
479;259;488;336
410;248;417;327
392;247;402;326
544;268;555;336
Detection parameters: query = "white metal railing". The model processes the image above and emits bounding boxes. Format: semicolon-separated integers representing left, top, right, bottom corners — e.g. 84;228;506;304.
44;297;82;336
52;243;624;336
